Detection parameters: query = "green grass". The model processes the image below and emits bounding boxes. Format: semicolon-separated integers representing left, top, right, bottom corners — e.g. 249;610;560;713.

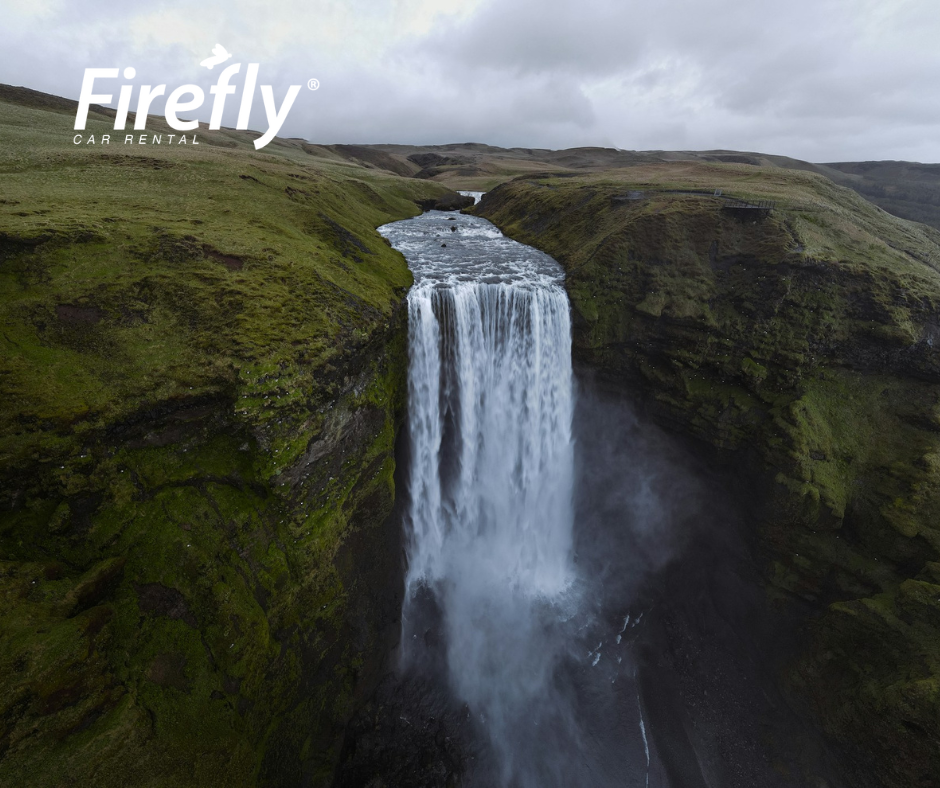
0;92;447;786
0;97;452;483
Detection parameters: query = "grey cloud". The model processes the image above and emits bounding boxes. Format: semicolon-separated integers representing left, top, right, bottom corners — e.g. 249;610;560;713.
415;0;645;77
295;65;598;148
1;0;939;161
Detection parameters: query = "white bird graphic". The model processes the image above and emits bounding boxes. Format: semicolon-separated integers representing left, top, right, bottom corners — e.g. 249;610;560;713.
200;44;232;69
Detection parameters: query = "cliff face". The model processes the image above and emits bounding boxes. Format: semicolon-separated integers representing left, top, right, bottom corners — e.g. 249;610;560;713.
475;165;940;787
0;95;453;786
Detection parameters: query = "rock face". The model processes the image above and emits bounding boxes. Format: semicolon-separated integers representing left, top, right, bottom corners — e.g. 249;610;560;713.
414;192;475;212
0;92;457;787
475;167;940;788
406;153;470;169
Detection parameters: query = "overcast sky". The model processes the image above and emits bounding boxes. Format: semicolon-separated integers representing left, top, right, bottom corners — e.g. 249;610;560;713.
1;0;937;162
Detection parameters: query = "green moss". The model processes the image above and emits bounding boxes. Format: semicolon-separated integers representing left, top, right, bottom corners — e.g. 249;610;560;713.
476;168;940;788
0;94;441;785
740;356;768;383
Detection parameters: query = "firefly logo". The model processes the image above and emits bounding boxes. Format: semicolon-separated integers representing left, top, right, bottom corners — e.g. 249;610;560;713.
200;44;232;69
73;55;302;150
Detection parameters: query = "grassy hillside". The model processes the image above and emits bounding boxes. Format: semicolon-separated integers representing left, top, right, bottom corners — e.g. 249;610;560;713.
816;160;940;232
475;163;940;788
0;86;453;786
331;142;940;236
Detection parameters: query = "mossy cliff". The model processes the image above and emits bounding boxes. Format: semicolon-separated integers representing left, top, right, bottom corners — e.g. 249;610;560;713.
475;165;940;787
0;89;455;786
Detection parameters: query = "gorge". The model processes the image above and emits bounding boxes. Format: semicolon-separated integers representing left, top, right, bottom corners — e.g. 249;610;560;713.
3;85;940;787
336;211;853;788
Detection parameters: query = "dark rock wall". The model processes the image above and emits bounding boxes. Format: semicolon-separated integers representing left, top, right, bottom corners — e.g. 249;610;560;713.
0;303;410;788
475;174;940;788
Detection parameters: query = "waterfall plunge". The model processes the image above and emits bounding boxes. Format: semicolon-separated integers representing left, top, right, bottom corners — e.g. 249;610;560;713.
379;211;580;785
405;268;577;787
406;282;575;599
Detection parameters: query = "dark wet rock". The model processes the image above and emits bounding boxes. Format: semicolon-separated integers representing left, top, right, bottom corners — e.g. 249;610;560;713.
334;673;472;788
416;193;474;212
147;652;190;692
318;212;376;261
62;558;126;617
203;246;244;270
134;583;198;628
55;304;104;325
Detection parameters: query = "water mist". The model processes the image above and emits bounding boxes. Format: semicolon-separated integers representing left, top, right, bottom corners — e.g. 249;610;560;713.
380;213;584;786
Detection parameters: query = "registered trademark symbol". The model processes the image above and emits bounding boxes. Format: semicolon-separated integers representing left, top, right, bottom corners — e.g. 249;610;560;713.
307;78;320;90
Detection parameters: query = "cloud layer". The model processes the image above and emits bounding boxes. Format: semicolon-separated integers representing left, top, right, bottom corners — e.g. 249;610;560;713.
1;0;937;161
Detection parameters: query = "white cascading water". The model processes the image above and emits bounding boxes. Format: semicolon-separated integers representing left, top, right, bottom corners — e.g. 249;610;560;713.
380;211;578;785
407;282;574;597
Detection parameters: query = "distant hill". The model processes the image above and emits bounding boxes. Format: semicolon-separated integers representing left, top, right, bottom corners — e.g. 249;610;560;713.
815;160;940;231
4;82;938;233
326;142;940;233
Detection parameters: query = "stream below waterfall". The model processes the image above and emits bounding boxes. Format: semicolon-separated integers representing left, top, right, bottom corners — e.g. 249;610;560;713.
334;210;848;788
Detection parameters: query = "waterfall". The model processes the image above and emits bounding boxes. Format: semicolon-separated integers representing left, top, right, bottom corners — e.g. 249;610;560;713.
382;211;577;785
405;282;575;598
457;190;485;205
365;206;839;788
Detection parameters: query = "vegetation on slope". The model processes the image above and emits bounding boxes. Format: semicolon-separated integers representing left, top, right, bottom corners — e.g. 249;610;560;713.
335;142;940;236
0;88;453;786
817;160;940;233
475;164;940;788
